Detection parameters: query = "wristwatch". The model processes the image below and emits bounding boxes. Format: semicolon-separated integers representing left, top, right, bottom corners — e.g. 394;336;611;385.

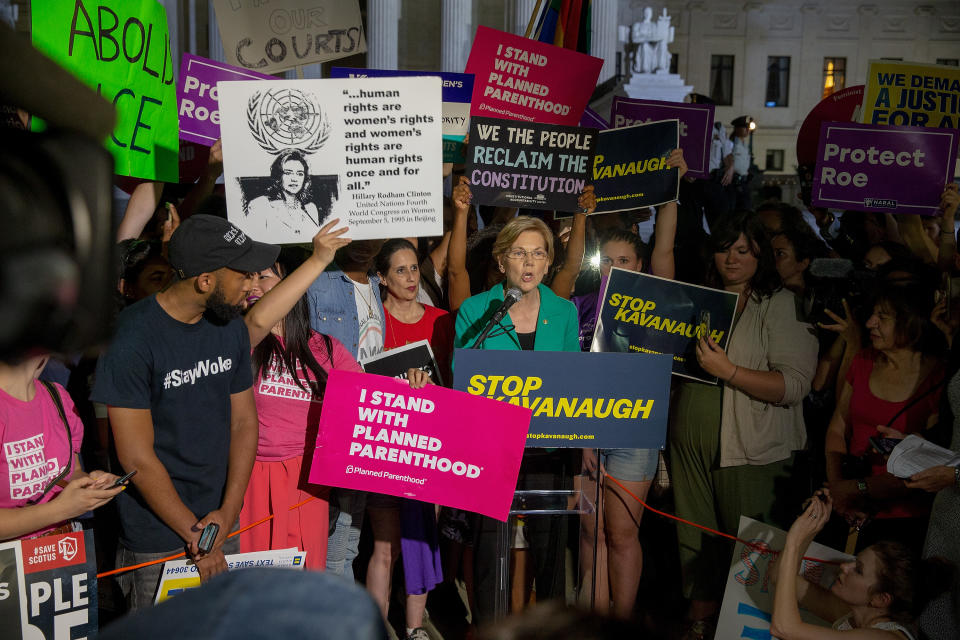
856;479;869;494
954;467;959;490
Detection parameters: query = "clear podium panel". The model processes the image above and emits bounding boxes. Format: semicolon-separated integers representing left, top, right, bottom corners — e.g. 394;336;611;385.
509;488;595;516
493;482;600;620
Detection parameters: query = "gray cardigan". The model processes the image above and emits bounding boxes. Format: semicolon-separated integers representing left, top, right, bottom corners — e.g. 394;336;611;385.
719;288;818;467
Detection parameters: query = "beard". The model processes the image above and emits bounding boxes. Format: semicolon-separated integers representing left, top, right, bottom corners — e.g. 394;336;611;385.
204;284;244;325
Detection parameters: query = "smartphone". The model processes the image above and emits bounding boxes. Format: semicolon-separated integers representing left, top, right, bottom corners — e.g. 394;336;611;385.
699;310;711;339
198;523;220;554
112;470;137;488
868;436;900;456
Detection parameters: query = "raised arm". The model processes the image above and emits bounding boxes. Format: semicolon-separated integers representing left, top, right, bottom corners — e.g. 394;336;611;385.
116;181;164;242
770;494;867;640
244;220;350;347
550;186;595;300
447;176;473;311
650;149;687;279
936;184;959;272
177;139;224;219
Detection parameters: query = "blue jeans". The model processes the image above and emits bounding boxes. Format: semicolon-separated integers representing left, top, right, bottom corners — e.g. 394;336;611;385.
326;489;366;580
100;568;387;640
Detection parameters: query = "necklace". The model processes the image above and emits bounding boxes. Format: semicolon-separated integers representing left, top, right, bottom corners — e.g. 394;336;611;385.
356;281;376;318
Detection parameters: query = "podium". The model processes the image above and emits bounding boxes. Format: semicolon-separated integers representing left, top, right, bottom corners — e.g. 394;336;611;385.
492;485;597;620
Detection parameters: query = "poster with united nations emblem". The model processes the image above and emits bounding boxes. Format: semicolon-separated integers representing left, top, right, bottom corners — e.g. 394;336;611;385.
218;77;444;243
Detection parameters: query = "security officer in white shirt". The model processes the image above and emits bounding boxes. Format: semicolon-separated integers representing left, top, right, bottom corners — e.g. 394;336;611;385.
722;116;753;211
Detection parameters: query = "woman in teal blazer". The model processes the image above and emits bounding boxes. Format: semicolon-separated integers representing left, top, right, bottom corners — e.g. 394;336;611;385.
454;218;580;353
452;215;581;624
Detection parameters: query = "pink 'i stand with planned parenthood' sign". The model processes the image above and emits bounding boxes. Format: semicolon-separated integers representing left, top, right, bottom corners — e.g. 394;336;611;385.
811;122;958;216
308;370;531;521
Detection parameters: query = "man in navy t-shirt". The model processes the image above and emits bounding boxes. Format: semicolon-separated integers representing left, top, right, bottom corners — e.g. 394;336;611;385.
93;215;278;609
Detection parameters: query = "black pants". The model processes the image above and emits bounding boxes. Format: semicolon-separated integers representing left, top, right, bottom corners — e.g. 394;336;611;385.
472;451;572;625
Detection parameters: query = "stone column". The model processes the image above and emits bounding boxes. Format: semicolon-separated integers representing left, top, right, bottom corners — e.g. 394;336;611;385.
591;0;619;83
505;0;537;36
160;0;180;71
441;0;472;73
367;0;400;70
207;0;225;62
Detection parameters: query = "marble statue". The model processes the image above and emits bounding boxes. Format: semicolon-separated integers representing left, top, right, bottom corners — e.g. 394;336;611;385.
629;7;675;75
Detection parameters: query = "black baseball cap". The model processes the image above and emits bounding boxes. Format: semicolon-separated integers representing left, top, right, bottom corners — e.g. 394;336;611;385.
168;215;279;279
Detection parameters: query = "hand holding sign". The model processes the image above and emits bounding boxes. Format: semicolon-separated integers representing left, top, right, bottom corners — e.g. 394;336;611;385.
578;184;597;214
452;176;473;211
666;148;688;181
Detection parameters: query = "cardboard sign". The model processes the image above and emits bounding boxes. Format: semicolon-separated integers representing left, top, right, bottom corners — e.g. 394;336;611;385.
610;98;715;179
155;548;306;604
361;339;443;386
861;60;960;131
716;517;851;639
464;26;602;126
0;530;97;640
211;0;366;75
591;120;680;214
308;370;530;521
592;268;738;384
178;54;275;146
453;350;672;449
331;67;474;162
218;77;443;243
812;122;959;216
30;0;179;181
466;116;597;211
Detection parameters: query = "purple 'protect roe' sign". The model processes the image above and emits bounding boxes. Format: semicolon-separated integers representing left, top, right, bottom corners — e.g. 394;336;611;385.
177;54;274;146
812;122;959;216
610;97;714;179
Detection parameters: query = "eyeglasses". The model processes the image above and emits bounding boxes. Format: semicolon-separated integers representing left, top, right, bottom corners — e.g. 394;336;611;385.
505;249;549;262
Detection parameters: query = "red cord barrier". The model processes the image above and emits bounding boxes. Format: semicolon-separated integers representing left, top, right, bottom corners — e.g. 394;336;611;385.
603;472;842;566
97;475;842;579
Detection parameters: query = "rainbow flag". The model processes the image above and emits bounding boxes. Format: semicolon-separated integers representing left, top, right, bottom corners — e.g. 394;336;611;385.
533;0;591;54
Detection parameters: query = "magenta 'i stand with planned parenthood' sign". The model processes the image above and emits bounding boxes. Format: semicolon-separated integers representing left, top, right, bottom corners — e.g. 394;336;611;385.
811;122;958;216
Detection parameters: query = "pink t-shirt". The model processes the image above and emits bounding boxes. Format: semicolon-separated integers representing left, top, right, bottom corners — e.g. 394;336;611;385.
253;332;362;461
0;381;84;517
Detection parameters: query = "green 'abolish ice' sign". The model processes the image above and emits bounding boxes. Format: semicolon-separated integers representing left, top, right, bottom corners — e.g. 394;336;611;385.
31;0;179;181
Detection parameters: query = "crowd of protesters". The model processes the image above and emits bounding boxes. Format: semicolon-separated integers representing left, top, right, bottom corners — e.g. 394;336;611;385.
3;119;960;640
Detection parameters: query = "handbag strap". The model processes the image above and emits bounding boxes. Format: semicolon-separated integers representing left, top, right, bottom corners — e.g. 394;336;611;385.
884;375;947;429
37;380;73;496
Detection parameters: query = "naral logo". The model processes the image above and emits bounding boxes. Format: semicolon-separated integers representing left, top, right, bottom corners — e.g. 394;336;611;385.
864;198;897;209
58;536;78;562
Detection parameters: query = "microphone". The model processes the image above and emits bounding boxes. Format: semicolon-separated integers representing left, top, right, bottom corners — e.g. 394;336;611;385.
470;287;523;349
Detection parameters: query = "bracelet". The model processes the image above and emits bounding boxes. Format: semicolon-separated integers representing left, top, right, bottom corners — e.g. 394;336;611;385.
727;365;739;384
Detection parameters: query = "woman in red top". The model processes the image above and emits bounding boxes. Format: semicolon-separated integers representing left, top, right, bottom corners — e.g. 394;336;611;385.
825;283;945;552
378;239;454;382
364;239;452;640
